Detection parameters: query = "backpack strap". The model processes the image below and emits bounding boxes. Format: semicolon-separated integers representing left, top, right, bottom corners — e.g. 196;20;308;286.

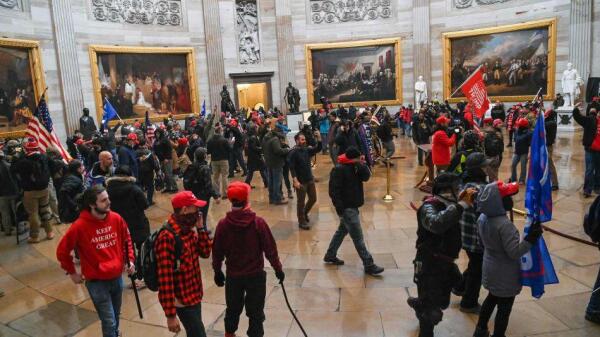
163;222;183;271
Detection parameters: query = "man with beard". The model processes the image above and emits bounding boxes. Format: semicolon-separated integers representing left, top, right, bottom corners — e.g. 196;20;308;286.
288;132;322;230
56;185;135;337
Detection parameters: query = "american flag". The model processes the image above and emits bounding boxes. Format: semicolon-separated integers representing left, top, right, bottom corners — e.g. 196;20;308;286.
26;96;72;162
144;110;155;146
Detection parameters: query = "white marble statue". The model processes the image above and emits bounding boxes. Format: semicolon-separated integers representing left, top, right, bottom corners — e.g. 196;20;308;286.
561;62;583;108
415;75;428;107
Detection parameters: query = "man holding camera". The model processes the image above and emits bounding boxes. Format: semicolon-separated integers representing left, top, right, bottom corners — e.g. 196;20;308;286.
432;116;458;174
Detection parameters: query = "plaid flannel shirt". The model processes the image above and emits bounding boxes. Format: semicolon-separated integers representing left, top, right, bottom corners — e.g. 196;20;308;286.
156;217;212;317
460;205;483;253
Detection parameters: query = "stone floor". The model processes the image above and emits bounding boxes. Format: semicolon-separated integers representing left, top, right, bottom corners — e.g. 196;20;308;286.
0;130;599;337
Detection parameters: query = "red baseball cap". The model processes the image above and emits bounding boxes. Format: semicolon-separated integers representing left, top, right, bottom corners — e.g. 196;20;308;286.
178;138;189;146
497;181;519;197
230;119;238;128
516;118;529;129
127;133;138;141
171;191;207;209
227;181;251;202
436;116;450;125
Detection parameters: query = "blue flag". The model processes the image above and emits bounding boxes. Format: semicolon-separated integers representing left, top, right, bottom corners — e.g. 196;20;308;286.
521;111;559;298
102;98;118;127
201;100;206;117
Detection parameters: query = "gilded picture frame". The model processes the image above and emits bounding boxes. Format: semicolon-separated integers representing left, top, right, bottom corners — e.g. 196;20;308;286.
305;38;402;109
443;18;557;103
88;45;199;126
0;38;46;139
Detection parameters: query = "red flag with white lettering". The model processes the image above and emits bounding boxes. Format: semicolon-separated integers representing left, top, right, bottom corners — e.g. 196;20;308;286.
461;66;490;119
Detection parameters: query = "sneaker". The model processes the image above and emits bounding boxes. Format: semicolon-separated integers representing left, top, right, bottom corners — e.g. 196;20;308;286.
460;304;481;314
299;223;310;230
451;287;465;297
552;186;559;191
27;237;40;244
472;327;490;337
407;297;421;313
305;211;310;223
323;256;345;265
364;264;384;275
46;232;55;240
274;200;288;205
585;312;600;324
584;192;592;198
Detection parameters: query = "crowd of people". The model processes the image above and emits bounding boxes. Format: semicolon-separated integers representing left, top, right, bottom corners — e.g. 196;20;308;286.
0;92;599;337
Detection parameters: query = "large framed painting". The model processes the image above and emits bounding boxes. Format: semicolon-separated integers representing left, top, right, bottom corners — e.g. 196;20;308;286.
89;45;199;125
305;38;402;108
0;38;46;138
443;18;556;102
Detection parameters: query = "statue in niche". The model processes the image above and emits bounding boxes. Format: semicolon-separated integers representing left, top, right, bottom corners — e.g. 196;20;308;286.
220;85;236;113
79;107;97;140
414;75;428;107
284;83;300;112
561;62;583;108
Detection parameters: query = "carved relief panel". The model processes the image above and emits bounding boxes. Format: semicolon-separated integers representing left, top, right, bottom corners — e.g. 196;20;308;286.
0;0;24;11
91;0;183;26
309;0;392;24
236;0;260;65
453;0;512;9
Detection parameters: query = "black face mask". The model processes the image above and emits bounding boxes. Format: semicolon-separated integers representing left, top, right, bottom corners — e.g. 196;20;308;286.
502;196;514;212
174;212;199;229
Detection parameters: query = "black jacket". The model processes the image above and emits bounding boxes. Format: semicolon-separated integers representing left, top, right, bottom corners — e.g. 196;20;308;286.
58;174;84;223
514;129;532;156
225;126;245;149
184;160;219;200
106;176;150;244
376;122;394;142
329;161;370;211
335;128;362;155
288;144;322;184
0;158;18;197
262;131;289;169
246;134;265;169
545;111;558;146
573;107;598;149
412;117;432;145
207;134;231;161
138;151;159;185
154;137;173;161
416;196;464;259
11;153;50;191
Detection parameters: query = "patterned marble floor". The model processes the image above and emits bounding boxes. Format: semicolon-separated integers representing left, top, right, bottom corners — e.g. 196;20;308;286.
0;130;598;337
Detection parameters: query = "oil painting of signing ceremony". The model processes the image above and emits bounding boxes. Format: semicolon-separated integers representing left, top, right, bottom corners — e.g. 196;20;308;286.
3;1;600;337
97;53;192;119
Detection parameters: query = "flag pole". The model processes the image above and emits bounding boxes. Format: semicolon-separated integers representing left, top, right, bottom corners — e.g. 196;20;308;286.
104;97;124;123
448;65;483;99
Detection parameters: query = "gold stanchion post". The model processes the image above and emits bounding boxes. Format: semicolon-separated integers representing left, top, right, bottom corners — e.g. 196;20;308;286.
383;160;394;201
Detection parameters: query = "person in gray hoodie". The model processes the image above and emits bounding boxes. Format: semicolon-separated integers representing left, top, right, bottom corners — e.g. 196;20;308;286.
473;181;543;337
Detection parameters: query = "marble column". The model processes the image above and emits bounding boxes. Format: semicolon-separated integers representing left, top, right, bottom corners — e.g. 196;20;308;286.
275;0;295;113
202;0;227;111
49;0;85;135
569;0;592;83
412;0;431;104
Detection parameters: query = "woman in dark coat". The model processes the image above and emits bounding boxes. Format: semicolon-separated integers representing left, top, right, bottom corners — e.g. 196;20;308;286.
244;124;269;188
137;144;160;205
58;160;85;224
106;165;150;286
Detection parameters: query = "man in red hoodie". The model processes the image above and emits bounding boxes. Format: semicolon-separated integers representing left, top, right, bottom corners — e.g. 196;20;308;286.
56;185;135;337
212;181;284;337
156;191;212;337
432;116;458;174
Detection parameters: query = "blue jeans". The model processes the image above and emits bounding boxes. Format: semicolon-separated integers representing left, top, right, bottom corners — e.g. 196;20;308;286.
86;277;123;337
162;160;178;191
586;267;600;317
320;133;328;152
397;119;405;134
405;123;412;138
267;167;283;203
176;304;207;337
510;153;528;183
325;208;374;268
584;150;600;194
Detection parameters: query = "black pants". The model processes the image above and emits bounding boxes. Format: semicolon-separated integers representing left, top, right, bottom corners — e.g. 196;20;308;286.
225;272;267;337
460;251;483;308
282;163;291;192
198;197;210;231
476;293;516;337
142;179;154;204
245;165;268;187
418;147;426;165
229;147;247;176
508;130;514;146
176;303;207;337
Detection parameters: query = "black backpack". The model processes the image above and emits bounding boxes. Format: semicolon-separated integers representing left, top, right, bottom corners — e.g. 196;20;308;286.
584;195;600;243
139;222;183;292
182;164;200;191
484;132;503;157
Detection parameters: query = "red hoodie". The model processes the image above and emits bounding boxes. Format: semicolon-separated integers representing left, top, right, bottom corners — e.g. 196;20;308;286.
431;129;457;166
56;210;134;280
212;208;282;277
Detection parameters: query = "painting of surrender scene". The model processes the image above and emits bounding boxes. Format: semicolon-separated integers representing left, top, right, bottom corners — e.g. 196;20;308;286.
90;46;198;124
444;19;556;101
307;38;401;107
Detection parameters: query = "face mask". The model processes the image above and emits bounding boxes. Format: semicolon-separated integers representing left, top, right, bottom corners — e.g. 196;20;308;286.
174;212;199;228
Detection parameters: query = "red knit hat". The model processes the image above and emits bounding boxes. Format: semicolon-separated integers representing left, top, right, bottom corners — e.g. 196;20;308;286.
516;118;529;129
436;116;450;125
24;138;39;153
227;181;251;202
497;181;519;197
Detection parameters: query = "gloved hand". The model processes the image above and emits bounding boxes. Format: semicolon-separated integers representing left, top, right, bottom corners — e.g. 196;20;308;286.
214;269;225;287
458;187;478;207
524;221;543;244
275;269;285;283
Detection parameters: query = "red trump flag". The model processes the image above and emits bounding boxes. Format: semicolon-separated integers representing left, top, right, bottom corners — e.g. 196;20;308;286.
461;66;490;119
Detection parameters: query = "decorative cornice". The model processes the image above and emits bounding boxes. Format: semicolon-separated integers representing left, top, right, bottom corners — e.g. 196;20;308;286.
454;0;512;9
91;0;183;26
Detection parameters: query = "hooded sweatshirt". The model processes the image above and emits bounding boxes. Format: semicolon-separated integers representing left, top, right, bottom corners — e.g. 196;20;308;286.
56;209;134;280
477;182;532;297
212;208;282;278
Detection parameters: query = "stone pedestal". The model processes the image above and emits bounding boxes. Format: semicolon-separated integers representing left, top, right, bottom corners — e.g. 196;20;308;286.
556;106;581;132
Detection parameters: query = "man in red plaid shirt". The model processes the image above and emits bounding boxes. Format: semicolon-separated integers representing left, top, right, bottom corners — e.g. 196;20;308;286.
156;191;212;337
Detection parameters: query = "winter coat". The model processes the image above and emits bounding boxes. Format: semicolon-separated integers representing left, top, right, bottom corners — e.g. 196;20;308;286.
432;129;457;166
117;145;139;178
335;128;362;155
212;208;283;278
184;160;220;200
412;117;432;145
573;107;599;150
207;134;231;162
106;176;150;244
545;110;558;147
0;158;18;197
416;196;463;259
319;116;331;134
154;137;173;161
477;182;532;297
138;151;159;185
246;134;265;169
11;153;50;191
376;121;394;142
58;174;84;223
287;144;322;184
329;155;370;212
88;161;114;187
514;129;532;156
262;131;289;169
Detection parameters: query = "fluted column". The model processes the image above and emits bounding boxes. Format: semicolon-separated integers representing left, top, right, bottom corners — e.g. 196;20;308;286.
412;0;431;105
50;0;85;135
569;0;592;82
275;0;295;112
202;0;227;111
